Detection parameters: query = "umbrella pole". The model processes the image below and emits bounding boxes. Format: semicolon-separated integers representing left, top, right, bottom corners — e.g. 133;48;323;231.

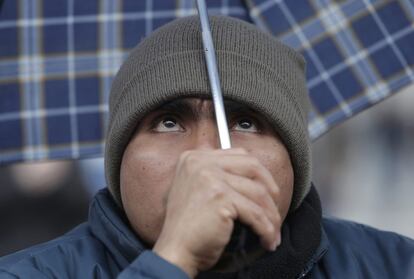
195;0;232;150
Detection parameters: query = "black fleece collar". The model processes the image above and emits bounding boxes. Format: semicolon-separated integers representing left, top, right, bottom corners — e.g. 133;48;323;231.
196;185;326;279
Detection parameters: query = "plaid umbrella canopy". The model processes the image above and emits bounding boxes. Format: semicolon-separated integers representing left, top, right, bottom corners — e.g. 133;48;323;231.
0;0;413;163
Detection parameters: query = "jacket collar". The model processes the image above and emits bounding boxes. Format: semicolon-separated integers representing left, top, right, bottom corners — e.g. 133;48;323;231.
87;188;329;275
88;189;146;267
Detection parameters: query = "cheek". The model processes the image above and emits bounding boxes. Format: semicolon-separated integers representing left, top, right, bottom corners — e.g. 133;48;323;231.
120;141;178;244
263;146;294;188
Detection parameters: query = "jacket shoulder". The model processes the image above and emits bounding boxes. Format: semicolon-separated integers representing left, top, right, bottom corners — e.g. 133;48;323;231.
319;217;414;278
322;217;414;247
0;223;111;278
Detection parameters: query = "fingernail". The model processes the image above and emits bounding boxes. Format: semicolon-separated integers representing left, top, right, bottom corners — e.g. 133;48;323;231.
271;234;281;251
271;241;277;251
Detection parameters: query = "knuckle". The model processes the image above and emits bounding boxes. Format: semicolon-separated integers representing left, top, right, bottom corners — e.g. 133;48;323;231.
268;185;280;202
251;206;265;222
249;158;263;174
271;185;281;197
181;151;204;170
178;150;191;164
181;150;192;159
207;182;226;199
184;152;197;164
219;207;236;221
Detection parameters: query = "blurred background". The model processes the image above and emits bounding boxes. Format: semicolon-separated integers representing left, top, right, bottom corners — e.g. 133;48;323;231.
313;83;414;238
1;0;413;257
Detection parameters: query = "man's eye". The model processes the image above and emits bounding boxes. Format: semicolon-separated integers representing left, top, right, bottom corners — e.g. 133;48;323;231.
232;118;259;132
152;116;184;132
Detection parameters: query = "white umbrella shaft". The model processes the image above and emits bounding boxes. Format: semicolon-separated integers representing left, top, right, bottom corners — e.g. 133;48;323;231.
196;0;231;149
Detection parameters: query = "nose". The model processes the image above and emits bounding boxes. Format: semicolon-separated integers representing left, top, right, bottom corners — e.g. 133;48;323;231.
191;119;221;150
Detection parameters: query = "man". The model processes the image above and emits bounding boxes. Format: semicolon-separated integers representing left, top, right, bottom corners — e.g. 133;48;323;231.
1;15;414;279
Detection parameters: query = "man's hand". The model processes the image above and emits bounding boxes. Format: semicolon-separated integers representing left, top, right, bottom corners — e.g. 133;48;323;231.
153;148;282;278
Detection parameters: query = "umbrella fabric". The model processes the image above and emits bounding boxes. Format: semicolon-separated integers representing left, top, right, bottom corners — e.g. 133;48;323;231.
0;0;413;164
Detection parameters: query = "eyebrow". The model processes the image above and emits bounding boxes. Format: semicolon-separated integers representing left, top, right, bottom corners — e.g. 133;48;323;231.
224;100;260;117
155;99;204;120
155;98;260;121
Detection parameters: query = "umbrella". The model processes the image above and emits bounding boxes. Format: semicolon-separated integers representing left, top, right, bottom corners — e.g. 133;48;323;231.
0;0;413;163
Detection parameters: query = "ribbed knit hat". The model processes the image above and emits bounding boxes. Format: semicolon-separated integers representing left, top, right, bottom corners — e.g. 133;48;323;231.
105;15;312;211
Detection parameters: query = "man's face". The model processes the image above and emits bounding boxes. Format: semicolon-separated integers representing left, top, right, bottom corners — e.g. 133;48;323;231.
120;98;294;245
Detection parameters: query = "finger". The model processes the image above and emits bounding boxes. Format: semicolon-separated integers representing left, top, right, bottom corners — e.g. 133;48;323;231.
223;188;281;251
221;171;281;231
177;148;248;170
177;149;280;203
211;155;280;203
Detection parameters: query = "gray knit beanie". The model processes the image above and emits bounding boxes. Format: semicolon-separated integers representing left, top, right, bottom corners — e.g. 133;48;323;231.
105;15;311;211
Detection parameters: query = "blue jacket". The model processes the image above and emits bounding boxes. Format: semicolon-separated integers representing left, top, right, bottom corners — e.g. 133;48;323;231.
1;189;414;279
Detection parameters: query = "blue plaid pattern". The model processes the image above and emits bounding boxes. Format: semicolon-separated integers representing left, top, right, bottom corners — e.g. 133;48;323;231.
1;0;413;163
